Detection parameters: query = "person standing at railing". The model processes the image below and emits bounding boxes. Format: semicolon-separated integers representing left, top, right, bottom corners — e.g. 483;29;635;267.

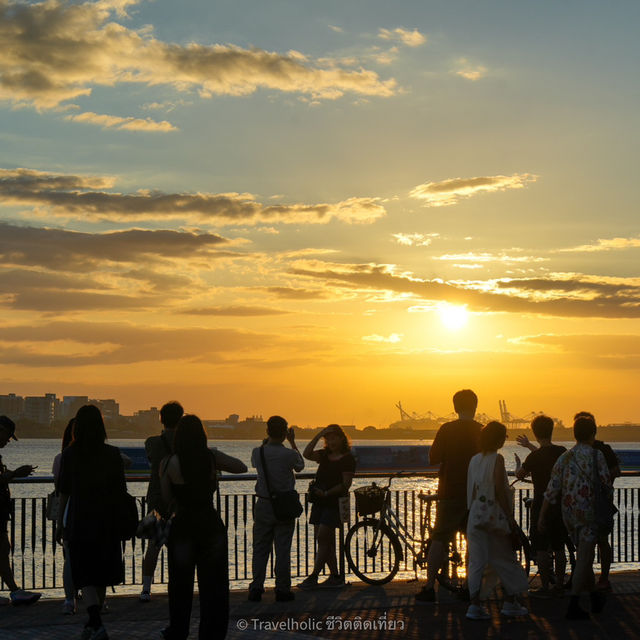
466;421;529;620
52;419;77;614
574;411;620;592
514;415;568;598
139;401;184;603
299;424;355;590
0;415;42;606
56;405;126;640
248;416;304;602
160;414;247;640
539;416;612;619
415;389;482;604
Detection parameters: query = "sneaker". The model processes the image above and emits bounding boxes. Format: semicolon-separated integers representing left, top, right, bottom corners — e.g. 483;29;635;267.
415;586;436;603
247;588;262;602
139;590;151;603
62;598;76;614
91;626;109;640
297;575;318;590
319;575;345;588
275;590;295;602
529;587;553;599
10;589;41;606
466;604;491;620
500;600;528;617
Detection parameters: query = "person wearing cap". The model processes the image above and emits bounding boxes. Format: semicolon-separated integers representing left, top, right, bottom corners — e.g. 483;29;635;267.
0;415;41;605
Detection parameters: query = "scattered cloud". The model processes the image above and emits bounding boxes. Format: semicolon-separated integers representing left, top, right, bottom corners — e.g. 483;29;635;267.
290;261;640;318
455;59;488;81
0;168;387;225
433;252;547;264
362;333;403;343
378;27;426;47
0;0;396;112
392;232;438;247
0;220;229;271
409;173;538;207
328;25;344;33
178;305;289;316
558;236;640;253
264;287;328;300
65;111;177;132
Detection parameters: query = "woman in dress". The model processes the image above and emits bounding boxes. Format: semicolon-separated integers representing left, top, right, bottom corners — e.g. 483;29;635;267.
160;414;247;640
466;421;528;620
56;405;126;640
299;424;356;589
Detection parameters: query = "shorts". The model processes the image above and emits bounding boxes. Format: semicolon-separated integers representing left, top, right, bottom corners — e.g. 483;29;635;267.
530;502;567;553
309;503;341;529
432;498;467;543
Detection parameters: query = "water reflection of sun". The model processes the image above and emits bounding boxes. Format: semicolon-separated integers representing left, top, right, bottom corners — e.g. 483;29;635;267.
438;304;469;331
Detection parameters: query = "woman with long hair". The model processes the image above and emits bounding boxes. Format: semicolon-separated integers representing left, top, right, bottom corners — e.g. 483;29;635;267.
465;421;528;620
160;414;247;640
299;424;356;589
52;419;76;615
56;405;126;640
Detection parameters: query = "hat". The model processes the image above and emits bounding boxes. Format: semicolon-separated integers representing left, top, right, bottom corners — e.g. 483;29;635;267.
0;416;18;441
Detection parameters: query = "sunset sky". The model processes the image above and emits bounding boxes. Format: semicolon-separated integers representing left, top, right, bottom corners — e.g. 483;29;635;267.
1;0;639;427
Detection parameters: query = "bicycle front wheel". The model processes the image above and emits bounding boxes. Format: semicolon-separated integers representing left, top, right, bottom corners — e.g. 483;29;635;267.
345;518;402;585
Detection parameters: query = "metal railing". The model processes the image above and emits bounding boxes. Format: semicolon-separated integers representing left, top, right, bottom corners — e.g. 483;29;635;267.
3;477;639;592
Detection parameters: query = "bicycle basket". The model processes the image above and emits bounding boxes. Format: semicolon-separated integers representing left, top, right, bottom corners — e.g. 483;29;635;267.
354;485;386;516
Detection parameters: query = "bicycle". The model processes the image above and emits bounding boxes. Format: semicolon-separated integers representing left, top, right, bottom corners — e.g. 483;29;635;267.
344;475;531;590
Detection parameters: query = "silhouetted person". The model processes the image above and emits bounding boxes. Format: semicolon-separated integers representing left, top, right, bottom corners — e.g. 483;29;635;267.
52;419;77;614
140;401;184;602
0;416;41;605
540;417;611;619
299;424;355;589
160;414;247;640
416;389;482;603
56;405;126;638
248;415;304;602
466;421;528;619
515;415;568;596
575;411;620;591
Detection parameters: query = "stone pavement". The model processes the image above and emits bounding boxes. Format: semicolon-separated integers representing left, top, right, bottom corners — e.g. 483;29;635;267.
2;573;640;640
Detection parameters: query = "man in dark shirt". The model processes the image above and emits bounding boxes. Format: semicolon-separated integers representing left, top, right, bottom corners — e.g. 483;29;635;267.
575;411;620;590
515;415;567;597
416;389;482;603
0;416;41;605
139;401;183;602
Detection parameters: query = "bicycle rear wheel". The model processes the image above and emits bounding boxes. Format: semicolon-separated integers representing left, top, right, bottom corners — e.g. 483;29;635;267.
345;518;402;585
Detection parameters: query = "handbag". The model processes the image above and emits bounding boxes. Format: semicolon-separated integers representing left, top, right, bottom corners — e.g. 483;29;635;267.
592;448;617;536
259;446;303;521
307;479;320;504
46;491;60;521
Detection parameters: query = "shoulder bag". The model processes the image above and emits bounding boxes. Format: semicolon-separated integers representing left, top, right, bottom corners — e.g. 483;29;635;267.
259;446;303;521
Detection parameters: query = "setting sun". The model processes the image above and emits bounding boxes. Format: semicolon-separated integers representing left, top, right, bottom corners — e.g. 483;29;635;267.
438;304;469;331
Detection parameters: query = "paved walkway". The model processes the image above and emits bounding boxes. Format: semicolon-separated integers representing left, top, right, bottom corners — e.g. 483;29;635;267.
2;573;639;640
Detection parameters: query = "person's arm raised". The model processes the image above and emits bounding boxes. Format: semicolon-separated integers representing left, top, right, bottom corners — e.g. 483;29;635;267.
303;427;328;462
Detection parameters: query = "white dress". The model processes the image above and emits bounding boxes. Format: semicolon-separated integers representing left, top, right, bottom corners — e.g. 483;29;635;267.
466;452;528;598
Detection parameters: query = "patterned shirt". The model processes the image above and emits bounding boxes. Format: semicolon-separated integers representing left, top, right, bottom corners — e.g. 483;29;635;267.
544;442;610;542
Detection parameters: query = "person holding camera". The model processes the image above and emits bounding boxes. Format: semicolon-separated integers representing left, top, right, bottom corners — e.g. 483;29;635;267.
248;416;304;603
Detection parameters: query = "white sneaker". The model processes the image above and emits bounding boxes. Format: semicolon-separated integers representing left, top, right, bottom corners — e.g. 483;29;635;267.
500;600;528;617
466;604;491;620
